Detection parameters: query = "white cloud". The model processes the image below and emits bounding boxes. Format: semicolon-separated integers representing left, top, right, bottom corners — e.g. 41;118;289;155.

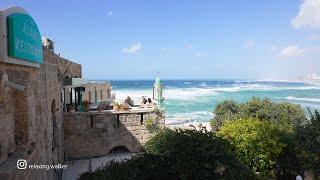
291;0;320;29
279;45;305;57
245;40;255;49
107;11;113;16
278;45;320;58
309;34;320;40
122;42;141;54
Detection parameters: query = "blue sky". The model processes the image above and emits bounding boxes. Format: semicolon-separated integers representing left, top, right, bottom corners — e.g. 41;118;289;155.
1;0;319;80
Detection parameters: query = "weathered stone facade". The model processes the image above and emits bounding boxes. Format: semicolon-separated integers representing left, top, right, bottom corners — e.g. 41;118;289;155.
64;109;165;159
0;48;81;180
82;82;112;103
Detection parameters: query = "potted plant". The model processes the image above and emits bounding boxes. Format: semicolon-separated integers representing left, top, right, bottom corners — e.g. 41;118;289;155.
120;103;130;111
113;102;120;111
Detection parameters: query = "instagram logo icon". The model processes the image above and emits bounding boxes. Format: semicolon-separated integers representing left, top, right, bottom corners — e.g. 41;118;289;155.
17;159;27;169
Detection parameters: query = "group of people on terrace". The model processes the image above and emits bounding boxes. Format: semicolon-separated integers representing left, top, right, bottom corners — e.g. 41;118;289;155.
124;96;155;107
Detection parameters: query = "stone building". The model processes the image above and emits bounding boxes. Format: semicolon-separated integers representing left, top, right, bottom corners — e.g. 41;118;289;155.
0;48;81;180
63;78;112;111
83;82;112;104
0;6;165;180
63;79;112;106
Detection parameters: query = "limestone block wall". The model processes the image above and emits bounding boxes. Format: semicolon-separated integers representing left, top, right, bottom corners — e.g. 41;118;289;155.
0;48;81;180
63;110;165;160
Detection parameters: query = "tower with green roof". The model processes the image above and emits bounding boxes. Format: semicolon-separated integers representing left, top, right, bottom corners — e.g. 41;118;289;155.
153;75;164;109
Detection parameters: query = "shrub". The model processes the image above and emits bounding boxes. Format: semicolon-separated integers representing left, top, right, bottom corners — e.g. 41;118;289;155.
144;117;160;132
210;99;239;131
217;118;287;178
211;97;306;130
80;128;256;180
295;109;320;177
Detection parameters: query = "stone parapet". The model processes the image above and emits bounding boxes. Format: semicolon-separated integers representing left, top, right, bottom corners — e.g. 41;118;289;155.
63;109;165;160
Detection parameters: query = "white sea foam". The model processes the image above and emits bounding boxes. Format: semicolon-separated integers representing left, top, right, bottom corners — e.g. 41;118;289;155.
215;87;241;92
113;89;153;103
199;82;207;87
164;86;245;101
235;84;320;91
164;88;218;101
113;84;320;103
279;86;320;90
166;111;213;121
113;87;218;102
285;96;320;103
166;111;213;130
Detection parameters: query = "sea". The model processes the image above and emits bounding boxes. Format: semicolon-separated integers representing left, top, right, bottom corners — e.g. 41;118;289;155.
99;80;320;123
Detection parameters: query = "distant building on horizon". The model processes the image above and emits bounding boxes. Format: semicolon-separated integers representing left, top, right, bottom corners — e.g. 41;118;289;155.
298;73;320;81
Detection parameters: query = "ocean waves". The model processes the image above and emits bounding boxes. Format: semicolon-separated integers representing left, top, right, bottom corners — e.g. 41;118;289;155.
164;88;218;101
284;96;320;103
110;80;320;122
112;89;152;103
113;83;320;102
166;111;213;122
234;83;320;91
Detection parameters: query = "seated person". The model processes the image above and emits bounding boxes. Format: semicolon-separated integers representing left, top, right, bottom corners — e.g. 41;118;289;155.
141;96;147;105
124;96;134;106
147;98;157;107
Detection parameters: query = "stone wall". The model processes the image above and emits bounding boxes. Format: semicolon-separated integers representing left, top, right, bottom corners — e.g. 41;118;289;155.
0;48;81;180
63;109;165;159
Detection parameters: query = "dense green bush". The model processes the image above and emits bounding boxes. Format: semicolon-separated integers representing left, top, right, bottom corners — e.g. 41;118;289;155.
211;98;306;131
217;118;287;178
211;98;307;178
145;129;255;179
211;100;239;131
80;129;256;180
295;109;320;177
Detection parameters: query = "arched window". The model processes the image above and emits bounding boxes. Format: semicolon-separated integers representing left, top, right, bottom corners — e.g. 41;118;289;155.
109;146;130;154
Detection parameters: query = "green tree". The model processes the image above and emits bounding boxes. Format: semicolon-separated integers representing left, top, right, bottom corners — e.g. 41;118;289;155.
217;118;287;178
211;99;239;131
295;109;320;178
211;97;306;130
80;129;256;180
211;98;307;178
